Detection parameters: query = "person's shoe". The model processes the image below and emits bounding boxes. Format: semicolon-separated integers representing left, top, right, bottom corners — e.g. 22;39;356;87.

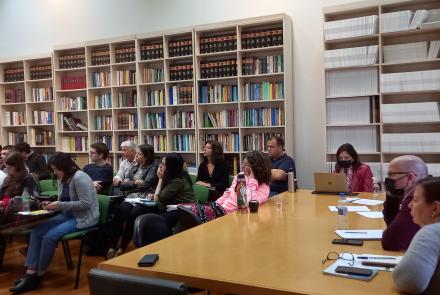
18;247;28;257
9;274;41;294
9;277;25;291
106;248;116;260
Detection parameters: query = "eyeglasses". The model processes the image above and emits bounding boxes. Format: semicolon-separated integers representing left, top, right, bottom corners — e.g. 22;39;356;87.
321;252;355;266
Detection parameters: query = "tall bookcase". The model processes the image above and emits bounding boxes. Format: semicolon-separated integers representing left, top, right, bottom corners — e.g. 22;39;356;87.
324;0;440;181
1;14;293;174
0;54;55;160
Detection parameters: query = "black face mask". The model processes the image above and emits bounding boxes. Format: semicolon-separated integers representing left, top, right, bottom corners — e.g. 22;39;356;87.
384;177;404;197
338;160;352;169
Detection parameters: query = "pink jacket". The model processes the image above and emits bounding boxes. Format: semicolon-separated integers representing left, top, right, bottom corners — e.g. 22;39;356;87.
335;163;373;193
216;175;270;213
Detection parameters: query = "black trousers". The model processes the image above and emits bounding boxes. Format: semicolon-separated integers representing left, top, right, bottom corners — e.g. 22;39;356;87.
108;202;157;250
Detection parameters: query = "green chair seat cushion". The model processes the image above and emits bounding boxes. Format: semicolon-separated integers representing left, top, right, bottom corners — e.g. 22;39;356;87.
62;228;96;240
40;190;59;196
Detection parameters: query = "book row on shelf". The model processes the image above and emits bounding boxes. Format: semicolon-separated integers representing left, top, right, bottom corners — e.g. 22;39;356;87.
118;113;138;129
8;132;27;145
31;129;55;146
5;88;25;103
118;134;138;146
324;45;378;69
62;135;88;152
92;72;110;87
4;67;24;82
168;39;192;57
116;70;136;85
115;47;136;63
199;84;238;103
241;28;283;49
327;126;378;153
33;110;54;125
5;111;25;126
30;65;52;80
61;96;87;111
381;69;440;93
381;9;440;33
140;43;163;60
382;102;440;123
146;89;165;106
61;76;86;90
61;114;87;131
242;107;284;127
94;93;112;109
91;50;110;66
200;59;237;79
243;132;282;151
97;135;112;151
242;55;283;75
324;15;378;41
382;133;440;153
95;115;113;130
325;67;378;97
383;41;440;64
145;134;167;152
145;112;166;129
169;86;193;105
326;97;373;125
59;53;86;69
204;110;238;128
143;67;164;83
172;111;195;128
172;133;195;151
200;34;237;54
169;64;193;81
243;81;284;101
32;87;53;102
118;90;137;107
204;133;240;152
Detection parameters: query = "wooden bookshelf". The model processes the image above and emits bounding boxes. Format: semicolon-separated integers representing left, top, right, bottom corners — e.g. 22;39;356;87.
324;0;440;181
0;14;293;174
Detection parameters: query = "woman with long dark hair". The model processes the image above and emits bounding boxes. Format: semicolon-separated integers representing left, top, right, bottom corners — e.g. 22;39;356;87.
196;140;229;201
334;143;373;193
11;152;99;294
107;144;158;259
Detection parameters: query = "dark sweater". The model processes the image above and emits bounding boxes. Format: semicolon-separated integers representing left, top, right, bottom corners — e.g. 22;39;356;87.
382;191;421;251
25;152;50;180
83;163;113;194
196;159;229;200
158;177;196;212
120;162;159;195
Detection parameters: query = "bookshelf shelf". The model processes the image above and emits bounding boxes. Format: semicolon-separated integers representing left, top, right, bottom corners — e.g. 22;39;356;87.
199;127;240;130
139;82;165;86
27;101;54;105
239;45;284;53
326;123;380;127
167;103;195;108
241;125;285;129
197;50;238;58
381;27;440;39
198;76;238;82
32;145;56;148
28;124;55;127
381;89;440;96
58;109;88;113
240;99;284;104
112;84;137;88
326;93;380;99
241;72;284;79
324;34;379;44
56;88;87;93
166;55;193;61
198;102;239;106
27;78;52;83
166;79;194;84
325;64;379;71
1;81;25;86
58;130;88;134
1;102;26;106
139;58;165;64
381;58;440;67
111;61;136;66
55;67;86;72
140;105;166;109
89;86;111;90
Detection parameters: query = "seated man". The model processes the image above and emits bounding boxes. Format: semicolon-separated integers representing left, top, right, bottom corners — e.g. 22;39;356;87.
382;155;428;251
83;142;114;194
267;136;296;197
0;145;15;173
113;141;137;188
15;142;50;180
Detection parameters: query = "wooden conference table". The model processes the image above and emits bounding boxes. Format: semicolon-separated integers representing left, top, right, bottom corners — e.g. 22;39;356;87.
98;190;402;294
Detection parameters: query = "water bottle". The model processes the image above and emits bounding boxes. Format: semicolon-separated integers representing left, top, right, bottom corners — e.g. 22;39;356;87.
21;188;30;213
288;168;295;193
372;177;380;199
337;192;348;229
235;173;247;213
338;192;347;203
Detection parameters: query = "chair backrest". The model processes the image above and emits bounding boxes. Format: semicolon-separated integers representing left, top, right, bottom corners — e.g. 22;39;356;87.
133;213;172;248
88;268;188;295
228;175;234;186
192;184;209;202
173;206;203;234
39;179;58;192
96;194;111;225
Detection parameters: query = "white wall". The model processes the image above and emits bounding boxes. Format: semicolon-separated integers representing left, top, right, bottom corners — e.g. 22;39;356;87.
0;0;357;188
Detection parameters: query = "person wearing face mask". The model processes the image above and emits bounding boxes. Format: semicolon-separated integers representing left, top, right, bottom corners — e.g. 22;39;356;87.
334;143;373;193
392;176;440;295
382;155;428;251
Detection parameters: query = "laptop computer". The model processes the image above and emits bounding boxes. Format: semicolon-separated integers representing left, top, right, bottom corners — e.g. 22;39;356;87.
312;172;357;195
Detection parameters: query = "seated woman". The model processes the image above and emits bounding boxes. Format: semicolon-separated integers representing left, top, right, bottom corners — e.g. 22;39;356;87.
334;143;373;193
196;140;229;201
392;176;440;295
107;144;158;259
10;152;99;294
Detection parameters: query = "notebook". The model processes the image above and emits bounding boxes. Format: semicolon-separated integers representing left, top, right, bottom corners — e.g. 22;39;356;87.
335;229;383;240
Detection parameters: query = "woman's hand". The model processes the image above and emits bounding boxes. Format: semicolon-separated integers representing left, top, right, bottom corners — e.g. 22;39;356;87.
134;179;144;185
45;201;60;211
157;164;165;179
195;181;211;187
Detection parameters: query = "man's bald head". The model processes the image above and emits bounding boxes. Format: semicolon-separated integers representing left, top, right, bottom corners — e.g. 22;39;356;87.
389;155;428;180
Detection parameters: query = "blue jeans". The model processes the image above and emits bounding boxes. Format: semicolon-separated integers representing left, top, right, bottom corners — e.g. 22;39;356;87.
25;213;77;272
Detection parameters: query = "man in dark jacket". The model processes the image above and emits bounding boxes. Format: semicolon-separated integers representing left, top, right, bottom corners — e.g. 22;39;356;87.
15;142;50;181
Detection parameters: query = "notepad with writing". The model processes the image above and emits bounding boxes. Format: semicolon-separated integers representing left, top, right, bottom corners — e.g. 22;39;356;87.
323;260;378;281
335;229;383;240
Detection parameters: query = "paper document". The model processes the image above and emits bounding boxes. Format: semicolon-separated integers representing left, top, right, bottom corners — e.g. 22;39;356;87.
18;210;53;216
335;229;383;240
346;198;384;206
357;211;384;219
328;206;370;212
323;260;378;281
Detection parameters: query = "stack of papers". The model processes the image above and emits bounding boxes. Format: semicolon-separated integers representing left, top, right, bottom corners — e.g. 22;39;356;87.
380;10;414;32
381;69;440;93
327;126;378;153
124;198;156;206
326;68;378;97
383;41;428;63
325;45;378;68
382;132;440;153
326;97;372;125
324;15;378;41
410;10;430;29
428;40;440;58
382;102;440;123
335;229;383;240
